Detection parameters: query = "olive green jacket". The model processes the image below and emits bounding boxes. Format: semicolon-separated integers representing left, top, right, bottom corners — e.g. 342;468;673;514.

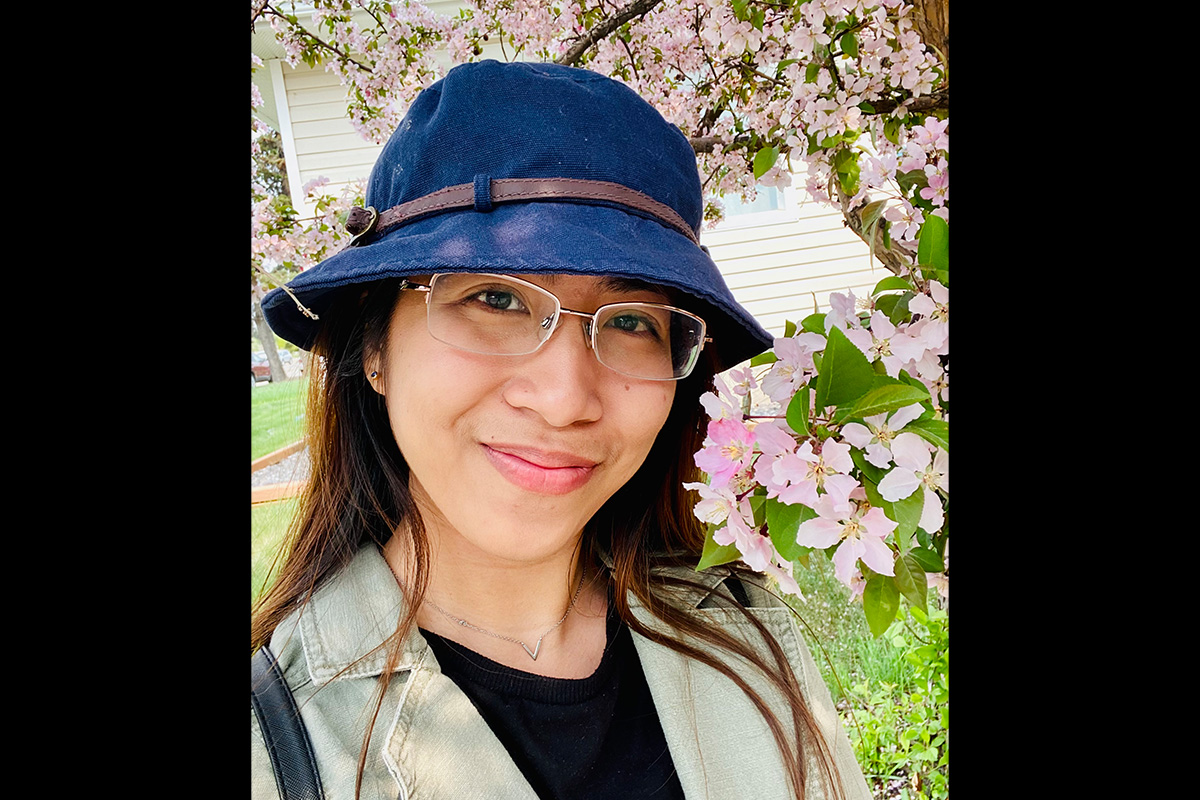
251;546;872;800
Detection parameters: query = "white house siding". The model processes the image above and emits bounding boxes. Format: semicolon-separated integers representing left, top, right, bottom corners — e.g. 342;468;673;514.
270;62;383;202
259;61;885;344
703;187;885;339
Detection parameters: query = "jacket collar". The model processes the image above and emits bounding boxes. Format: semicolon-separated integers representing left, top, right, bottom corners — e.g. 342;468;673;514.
297;544;428;686
297;544;732;685
293;545;797;799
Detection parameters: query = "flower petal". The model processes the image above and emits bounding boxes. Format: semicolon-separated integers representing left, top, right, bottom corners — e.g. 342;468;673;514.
797;517;844;549
889;432;931;471
858;535;895;576
878;466;920;502
918;486;944;533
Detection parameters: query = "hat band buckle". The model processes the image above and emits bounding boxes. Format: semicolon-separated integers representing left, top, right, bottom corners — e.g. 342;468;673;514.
342;177;699;248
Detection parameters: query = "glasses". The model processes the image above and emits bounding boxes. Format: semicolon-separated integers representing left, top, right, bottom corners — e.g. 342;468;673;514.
399;273;710;381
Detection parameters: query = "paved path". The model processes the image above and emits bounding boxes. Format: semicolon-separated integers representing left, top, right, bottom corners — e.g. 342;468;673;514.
252;447;311;489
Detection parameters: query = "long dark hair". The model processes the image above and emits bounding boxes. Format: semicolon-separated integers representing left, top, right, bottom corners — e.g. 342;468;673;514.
251;277;845;800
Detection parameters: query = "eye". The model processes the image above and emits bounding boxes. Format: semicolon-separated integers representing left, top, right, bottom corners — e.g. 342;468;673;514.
469;288;529;313
606;311;661;338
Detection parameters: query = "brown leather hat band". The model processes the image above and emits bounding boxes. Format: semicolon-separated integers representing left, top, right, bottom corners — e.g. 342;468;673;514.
344;177;699;246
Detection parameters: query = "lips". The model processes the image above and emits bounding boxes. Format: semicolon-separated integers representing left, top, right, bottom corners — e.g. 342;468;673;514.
481;444;598;495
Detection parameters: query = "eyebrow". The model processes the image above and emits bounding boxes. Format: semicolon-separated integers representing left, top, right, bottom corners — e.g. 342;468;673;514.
600;276;665;294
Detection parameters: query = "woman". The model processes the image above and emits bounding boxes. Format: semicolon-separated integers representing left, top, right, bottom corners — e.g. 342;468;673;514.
252;60;872;800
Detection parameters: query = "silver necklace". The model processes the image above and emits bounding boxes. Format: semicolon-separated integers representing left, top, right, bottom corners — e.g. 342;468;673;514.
419;564;587;661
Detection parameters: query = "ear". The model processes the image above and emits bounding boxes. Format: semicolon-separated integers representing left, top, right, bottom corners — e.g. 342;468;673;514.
364;352;385;396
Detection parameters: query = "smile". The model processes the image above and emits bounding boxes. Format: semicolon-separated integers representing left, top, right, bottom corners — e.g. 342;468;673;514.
481;444;598;495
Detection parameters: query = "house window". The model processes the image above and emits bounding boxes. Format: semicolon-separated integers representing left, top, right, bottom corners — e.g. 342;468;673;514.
723;186;785;217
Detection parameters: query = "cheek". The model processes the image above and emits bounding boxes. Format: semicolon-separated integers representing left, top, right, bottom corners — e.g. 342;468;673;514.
620;382;676;455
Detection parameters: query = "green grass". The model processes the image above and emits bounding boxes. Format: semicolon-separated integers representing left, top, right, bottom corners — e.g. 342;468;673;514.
252;498;298;605
251;377;308;461
785;553;918;702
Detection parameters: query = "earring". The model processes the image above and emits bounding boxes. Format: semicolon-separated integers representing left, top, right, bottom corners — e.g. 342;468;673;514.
370;371;378;380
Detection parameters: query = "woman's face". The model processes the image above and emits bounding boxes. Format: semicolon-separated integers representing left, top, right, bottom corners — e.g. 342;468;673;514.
370;274;678;567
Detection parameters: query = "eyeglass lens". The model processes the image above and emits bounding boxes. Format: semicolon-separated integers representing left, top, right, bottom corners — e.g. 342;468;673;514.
424;274;704;380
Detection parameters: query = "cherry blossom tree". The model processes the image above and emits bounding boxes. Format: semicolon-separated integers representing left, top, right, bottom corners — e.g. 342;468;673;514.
249;0;950;619
251;5;951;789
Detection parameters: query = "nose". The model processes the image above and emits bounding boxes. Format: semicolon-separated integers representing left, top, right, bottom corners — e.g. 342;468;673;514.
501;314;605;427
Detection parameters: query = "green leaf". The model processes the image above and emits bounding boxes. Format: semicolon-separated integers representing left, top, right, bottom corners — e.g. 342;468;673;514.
831;148;861;197
860;199;888;235
786;386;810;436
849;447;887;486
895;168;929;194
813;325;875;412
886;291;914;326
753;146;780;179
917;214;949;272
863;475;923;546
775;58;799;76
750;351;779;366
909;547;945;573
883;117;902;146
843;383;931;421
697;523;742;571
905;418;949;451
783;319;798;338
800;313;826;334
766;498;817;561
893;553;927;613
840;31;859;59
872;276;913;295
748;493;767;527
863;574;900;637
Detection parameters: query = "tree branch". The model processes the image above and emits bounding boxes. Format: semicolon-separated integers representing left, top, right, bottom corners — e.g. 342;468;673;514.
251;0;270;27
836;187;914;277
869;88;949;116
555;0;664;66
258;6;375;73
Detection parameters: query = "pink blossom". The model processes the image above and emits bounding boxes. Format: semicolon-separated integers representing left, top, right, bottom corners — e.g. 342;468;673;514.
908;280;948;349
910;116;949;152
761;333;825;403
824;290;861;332
771;439;854;507
713;498;774;572
884;199;924;242
683;481;737;526
920;158;948;206
694;418;757;490
840;403;925;468
796;478;897;586
752;421;800;499
876;433;948;534
699;375;744;423
726;366;757;397
843;311;907;376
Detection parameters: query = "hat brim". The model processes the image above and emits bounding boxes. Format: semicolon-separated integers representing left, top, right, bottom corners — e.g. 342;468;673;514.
262;202;772;372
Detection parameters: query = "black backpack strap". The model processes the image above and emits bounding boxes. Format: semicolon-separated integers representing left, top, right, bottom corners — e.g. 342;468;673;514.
252;645;325;800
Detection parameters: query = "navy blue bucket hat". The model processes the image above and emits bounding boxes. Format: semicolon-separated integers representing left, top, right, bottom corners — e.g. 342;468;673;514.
261;59;772;372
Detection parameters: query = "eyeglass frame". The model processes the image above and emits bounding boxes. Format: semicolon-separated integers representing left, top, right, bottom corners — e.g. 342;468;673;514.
397;273;713;381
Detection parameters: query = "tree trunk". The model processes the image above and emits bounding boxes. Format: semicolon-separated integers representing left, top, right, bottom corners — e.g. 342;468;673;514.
909;0;949;72
835;0;947;274
252;280;289;382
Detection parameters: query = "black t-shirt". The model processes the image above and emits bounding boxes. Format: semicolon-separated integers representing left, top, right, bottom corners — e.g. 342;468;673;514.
421;608;685;800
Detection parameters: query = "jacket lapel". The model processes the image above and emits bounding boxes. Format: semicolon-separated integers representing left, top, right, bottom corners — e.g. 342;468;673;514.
382;648;540;800
629;589;799;800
